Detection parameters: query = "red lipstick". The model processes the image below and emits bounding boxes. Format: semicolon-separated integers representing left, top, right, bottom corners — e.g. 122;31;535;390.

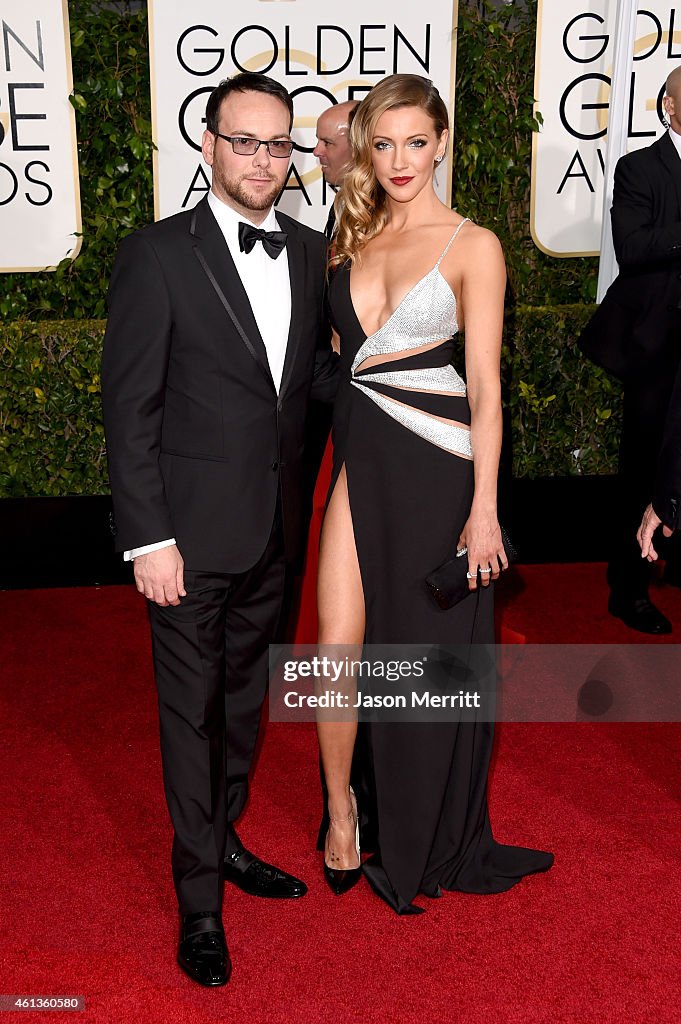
390;176;414;186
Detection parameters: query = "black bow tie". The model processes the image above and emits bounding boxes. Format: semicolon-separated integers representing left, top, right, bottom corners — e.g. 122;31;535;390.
238;221;288;259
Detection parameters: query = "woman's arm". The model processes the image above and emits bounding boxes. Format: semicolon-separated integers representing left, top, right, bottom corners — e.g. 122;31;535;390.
457;228;506;589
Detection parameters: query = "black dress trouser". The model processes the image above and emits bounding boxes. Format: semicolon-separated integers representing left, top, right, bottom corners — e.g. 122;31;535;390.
147;502;286;914
608;349;681;598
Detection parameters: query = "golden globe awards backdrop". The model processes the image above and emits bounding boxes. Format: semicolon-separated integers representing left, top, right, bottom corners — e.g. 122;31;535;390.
0;0;81;272
532;2;681;257
148;0;459;229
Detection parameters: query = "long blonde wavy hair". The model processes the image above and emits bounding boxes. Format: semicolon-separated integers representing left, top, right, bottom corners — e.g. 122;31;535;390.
331;75;449;267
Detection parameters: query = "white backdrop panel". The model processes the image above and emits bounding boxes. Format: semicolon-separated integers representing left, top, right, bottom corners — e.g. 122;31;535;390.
532;2;681;256
0;0;81;272
148;1;459;231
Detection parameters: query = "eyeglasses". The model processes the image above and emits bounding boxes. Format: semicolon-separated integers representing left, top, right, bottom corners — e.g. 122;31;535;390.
214;133;294;158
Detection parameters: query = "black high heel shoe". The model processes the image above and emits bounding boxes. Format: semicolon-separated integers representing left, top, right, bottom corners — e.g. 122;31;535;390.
323;787;362;896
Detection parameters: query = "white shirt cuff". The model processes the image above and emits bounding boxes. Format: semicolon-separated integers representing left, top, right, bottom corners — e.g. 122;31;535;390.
124;538;176;561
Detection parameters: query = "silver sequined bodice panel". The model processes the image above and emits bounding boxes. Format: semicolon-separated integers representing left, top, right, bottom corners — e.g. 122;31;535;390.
333;220;472;460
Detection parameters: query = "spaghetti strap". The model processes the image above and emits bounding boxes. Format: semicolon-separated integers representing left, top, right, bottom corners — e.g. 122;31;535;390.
436;217;469;267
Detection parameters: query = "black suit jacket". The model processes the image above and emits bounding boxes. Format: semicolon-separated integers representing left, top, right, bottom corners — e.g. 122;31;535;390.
101;196;337;573
579;132;681;380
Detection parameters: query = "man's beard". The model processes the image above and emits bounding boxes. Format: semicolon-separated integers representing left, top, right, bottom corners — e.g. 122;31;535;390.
213;165;281;211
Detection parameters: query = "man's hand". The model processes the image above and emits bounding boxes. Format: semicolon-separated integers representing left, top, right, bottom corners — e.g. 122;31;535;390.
636;503;673;561
133;544;186;606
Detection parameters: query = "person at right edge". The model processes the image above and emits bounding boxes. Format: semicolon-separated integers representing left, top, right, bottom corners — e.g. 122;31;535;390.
637;351;681;557
579;66;681;634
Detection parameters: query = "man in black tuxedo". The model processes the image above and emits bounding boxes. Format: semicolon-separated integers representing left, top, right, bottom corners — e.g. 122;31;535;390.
579;68;681;633
102;73;337;986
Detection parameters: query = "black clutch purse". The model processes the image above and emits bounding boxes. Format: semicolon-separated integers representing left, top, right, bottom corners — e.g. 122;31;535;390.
425;526;518;611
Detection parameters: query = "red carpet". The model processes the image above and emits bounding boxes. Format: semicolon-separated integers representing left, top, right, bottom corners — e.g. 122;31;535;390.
2;442;681;1024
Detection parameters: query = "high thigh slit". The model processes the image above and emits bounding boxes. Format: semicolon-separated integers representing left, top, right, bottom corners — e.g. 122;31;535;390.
318;221;553;914
318;462;365;644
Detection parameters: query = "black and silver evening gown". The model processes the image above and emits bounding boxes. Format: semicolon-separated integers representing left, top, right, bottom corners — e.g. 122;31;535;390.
321;221;553;914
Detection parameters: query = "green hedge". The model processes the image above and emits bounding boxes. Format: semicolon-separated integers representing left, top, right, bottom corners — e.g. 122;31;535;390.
0;321;105;496
508;305;621;477
0;308;621;498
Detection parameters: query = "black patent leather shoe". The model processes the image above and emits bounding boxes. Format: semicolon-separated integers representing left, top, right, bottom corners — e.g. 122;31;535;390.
323;860;362;896
608;595;672;635
177;912;231;987
324;787;362;896
223;848;308;898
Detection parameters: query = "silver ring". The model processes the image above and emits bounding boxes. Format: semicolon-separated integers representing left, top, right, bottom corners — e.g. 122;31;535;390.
466;571;476;579
479;567;492;573
456;546;468;557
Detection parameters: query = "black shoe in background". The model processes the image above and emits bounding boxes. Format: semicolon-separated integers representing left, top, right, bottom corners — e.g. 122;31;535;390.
608;594;672;635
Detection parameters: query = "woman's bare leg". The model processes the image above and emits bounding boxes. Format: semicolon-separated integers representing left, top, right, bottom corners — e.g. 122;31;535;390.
317;465;365;868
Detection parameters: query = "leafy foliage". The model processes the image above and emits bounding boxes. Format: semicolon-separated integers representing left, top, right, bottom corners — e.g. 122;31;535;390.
0;321;106;496
452;0;599;304
507;306;621;477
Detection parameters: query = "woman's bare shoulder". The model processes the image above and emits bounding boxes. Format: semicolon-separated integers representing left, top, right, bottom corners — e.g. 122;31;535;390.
439;220;504;282
459;220;502;251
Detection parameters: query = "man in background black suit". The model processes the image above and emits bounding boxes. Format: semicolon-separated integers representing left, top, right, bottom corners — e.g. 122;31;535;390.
579;67;681;633
637;354;681;556
314;100;359;239
102;74;337;986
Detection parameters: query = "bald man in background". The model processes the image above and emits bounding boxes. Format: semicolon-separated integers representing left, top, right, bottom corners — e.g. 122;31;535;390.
580;66;681;633
313;100;358;239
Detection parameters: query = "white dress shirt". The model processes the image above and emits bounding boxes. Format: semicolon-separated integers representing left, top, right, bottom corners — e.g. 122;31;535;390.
669;126;681;162
124;189;292;561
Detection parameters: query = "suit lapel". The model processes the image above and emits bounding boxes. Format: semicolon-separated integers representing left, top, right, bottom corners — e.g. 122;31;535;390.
657;132;681;216
277;212;307;401
190;196;275;391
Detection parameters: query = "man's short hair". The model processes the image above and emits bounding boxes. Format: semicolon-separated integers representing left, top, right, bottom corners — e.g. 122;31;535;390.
205;73;294;134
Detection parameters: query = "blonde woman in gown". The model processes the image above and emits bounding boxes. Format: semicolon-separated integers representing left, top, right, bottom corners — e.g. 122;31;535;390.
314;75;553;915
